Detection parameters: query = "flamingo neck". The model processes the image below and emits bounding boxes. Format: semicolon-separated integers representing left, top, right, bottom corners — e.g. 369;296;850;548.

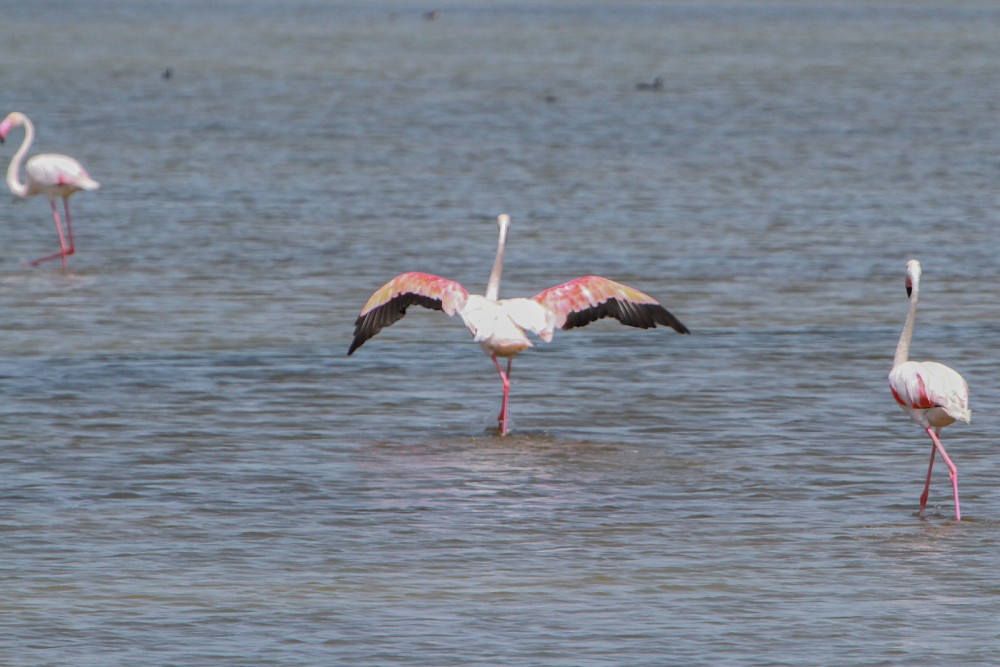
4;114;32;198
893;282;918;369
485;215;509;301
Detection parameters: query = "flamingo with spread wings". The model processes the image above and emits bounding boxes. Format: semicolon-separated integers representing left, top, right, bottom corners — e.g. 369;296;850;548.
349;214;690;435
888;259;971;520
0;112;100;269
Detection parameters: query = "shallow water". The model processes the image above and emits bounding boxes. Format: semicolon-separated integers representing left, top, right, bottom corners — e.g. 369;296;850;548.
2;1;1000;665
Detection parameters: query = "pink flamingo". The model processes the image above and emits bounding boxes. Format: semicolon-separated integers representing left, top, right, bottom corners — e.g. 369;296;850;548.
349;214;690;435
888;259;971;520
0;112;100;269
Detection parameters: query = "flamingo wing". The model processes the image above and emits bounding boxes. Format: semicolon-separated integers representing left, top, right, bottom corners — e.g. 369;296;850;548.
889;360;971;423
26;154;100;193
348;272;469;355
500;297;554;342
531;275;689;334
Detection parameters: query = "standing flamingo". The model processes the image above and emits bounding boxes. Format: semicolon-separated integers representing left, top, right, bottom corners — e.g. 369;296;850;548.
888;259;971;520
0;112;100;269
348;214;689;435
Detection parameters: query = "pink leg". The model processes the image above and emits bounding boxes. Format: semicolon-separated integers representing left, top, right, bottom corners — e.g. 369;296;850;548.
491;356;513;436
63;196;76;256
919;442;936;512
925;427;961;521
30;197;73;268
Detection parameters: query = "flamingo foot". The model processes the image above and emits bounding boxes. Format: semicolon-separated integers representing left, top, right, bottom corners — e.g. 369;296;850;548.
28;247;73;268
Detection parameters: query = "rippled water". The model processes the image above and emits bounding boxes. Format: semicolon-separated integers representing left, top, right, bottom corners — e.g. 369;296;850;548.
3;1;1000;665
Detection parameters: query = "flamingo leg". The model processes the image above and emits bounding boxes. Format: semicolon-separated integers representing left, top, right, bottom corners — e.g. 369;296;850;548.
924;427;961;521
491;355;513;436
63;196;76;257
31;197;73;268
506;358;513;421
919;442;936;512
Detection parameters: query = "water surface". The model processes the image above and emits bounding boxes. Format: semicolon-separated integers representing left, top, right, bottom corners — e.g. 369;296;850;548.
2;1;1000;665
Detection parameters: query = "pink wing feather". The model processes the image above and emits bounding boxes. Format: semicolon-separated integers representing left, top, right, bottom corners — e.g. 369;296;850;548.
531;275;689;333
348;272;469;354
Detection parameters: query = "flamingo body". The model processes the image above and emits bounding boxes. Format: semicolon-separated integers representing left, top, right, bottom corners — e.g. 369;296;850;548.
349;214;689;435
889;360;970;429
0;112;99;268
463;294;551;357
22;153;100;198
888;259;970;520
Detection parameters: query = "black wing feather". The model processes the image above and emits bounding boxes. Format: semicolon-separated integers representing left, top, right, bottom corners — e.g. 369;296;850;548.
348;293;444;355
563;298;689;334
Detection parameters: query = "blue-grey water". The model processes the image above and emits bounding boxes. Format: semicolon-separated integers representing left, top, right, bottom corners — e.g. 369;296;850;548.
2;1;1000;665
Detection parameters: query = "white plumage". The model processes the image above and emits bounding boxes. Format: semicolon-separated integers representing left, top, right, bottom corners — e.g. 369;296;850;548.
888;259;970;520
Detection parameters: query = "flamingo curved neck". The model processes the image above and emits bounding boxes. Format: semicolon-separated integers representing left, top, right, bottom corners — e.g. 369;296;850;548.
893;283;918;369
485;217;510;302
4;114;32;198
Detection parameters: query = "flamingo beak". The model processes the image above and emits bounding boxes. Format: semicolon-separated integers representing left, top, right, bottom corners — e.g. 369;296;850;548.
905;279;912;297
0;117;13;144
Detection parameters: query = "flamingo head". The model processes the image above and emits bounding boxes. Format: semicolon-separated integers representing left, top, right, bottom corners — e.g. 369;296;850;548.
0;112;25;144
905;258;921;297
497;213;510;230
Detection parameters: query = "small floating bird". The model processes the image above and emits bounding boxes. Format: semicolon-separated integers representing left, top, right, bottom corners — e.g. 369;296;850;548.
0;112;100;269
349;214;690;435
888;259;971;520
636;76;665;91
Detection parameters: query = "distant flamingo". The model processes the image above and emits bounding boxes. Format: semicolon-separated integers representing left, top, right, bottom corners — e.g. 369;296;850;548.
349;214;690;435
888;259;971;520
0;112;100;269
